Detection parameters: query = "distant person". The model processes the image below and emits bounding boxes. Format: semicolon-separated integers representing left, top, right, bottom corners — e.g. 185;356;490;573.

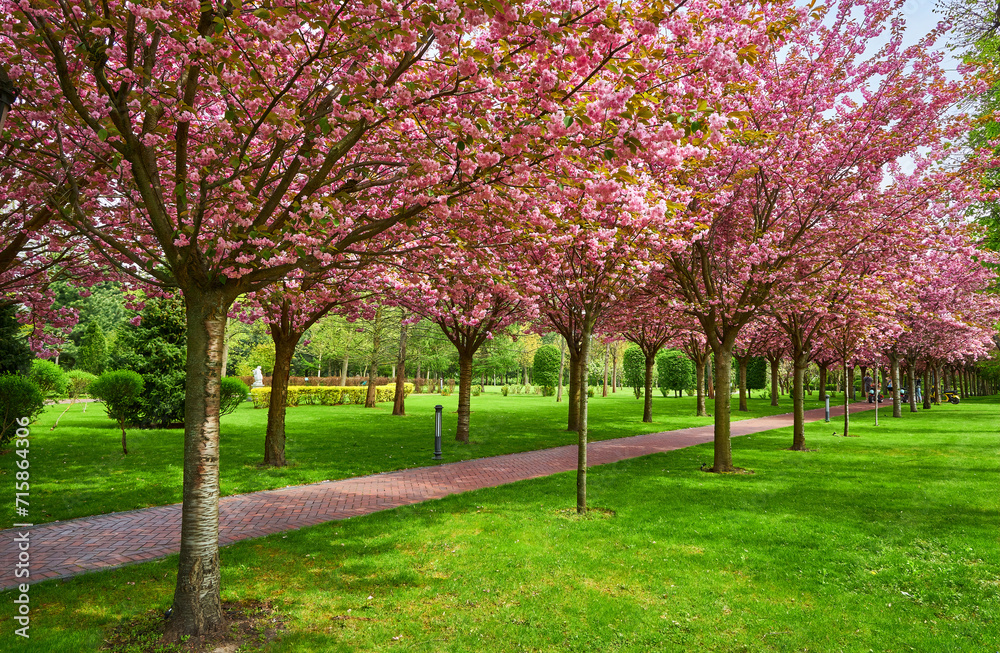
915;379;922;402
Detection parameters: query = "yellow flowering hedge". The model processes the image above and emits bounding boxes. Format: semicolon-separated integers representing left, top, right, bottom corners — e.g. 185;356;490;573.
250;384;412;409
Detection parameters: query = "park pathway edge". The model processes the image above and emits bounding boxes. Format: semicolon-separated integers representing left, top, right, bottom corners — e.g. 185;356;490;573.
1;401;874;590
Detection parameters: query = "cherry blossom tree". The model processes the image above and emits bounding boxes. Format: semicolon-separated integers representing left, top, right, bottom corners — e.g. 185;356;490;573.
651;0;978;471
4;0;743;636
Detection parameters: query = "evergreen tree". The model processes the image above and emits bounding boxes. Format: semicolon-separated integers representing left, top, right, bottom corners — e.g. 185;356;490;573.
746;356;768;393
657;349;695;397
532;344;562;395
108;298;187;427
76;321;108;374
623;345;647;399
0;303;32;375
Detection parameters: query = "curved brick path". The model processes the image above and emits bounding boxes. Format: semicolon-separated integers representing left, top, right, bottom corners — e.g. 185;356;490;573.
1;402;873;590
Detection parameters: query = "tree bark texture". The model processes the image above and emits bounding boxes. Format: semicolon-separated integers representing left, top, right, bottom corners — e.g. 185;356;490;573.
392;319;408;416
843;359;850;438
890;355;902;418
694;351;708;417
818;364;828;401
264;332;297;467
576;322;595;514
769;356;780;406
709;346;734;471
557;338;566;402
167;288;231;639
602;342;608;398
791;351;808;451
567;350;580;431
906;357;918;413
456;353;474;443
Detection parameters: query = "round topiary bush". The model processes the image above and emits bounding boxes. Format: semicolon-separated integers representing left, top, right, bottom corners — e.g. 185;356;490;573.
89;370;145;454
623;345;646;399
29;358;70;398
532;344;562;395
220;377;250;417
0;374;45;446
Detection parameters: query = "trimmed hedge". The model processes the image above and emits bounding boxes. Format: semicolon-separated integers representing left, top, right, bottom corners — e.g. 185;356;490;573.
250;383;413;409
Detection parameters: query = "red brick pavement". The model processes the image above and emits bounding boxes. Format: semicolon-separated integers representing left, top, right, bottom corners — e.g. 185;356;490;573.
1;402;873;590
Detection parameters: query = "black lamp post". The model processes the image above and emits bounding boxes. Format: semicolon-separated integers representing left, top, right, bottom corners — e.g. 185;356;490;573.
0;66;20;133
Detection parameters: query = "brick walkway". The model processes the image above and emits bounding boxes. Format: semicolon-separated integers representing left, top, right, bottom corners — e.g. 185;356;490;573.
1;402;872;590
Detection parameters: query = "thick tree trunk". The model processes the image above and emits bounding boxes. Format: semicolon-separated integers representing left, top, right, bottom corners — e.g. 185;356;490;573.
567;349;580;431
791;351;808;451
642;353;654;423
818;364;828;401
340;353;349;386
120;423;128;455
456;353;474;443
848;365;856;400
890;355;902;418
737;356;749;412
577;323;594;514
769;356;780;406
709;345;734;472
166;289;230;640
611;348;617;393
263;333;297;467
933;366;941;405
392;319;408;416
694;352;708;417
557;338;566;402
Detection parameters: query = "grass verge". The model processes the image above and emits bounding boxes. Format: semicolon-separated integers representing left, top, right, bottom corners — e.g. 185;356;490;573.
2;395;996;652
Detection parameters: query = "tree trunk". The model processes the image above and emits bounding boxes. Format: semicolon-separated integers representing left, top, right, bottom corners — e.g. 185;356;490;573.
933;366;941;404
848;365;856;400
611;348;617;393
577;321;595;514
890;355;902;418
456;353;473;443
642;353;654;423
120;422;128;455
769;356;780;406
567;349;580;431
602;343;609;398
818;364;828;401
709;344;734;472
737;356;749;412
263;332;297;467
706;355;715;399
392;318;408;416
557;338;566;403
340;353;349;386
843;359;850;437
166;288;230;640
694;353;707;417
791;351;808;451
906;357;917;413
921;366;931;409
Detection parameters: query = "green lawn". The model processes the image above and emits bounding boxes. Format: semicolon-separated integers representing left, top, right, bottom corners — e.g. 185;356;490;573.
8;388;830;524
2;396;997;652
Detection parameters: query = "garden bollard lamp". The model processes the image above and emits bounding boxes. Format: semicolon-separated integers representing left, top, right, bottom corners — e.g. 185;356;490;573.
433;404;443;460
825;396;830;423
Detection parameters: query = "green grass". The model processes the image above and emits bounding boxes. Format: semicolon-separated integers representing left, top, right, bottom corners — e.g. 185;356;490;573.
2;396;997;652
7;388;829;524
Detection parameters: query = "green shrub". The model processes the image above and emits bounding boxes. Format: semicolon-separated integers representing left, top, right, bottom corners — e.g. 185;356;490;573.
76;320;108;374
532;344;561;395
501;385;509;396
472;385;482;397
249;384;411;409
657;349;694;397
0;374;44;446
66;370;97;400
747;356;767;391
108;298;186;427
623;346;646;399
88;370;144;454
0;304;32;375
587;386;596;398
220;377;250;416
29;358;70;397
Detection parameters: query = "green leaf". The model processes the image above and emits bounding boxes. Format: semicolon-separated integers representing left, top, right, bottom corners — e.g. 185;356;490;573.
563;116;574;128
604;149;615;161
214;22;224;35
457;141;465;151
253;8;270;19
97;128;109;142
225;109;237;122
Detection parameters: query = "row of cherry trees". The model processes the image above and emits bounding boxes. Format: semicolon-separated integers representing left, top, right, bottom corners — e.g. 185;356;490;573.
3;0;998;639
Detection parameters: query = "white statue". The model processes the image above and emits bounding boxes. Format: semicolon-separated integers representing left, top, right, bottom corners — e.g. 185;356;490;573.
252;366;264;388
